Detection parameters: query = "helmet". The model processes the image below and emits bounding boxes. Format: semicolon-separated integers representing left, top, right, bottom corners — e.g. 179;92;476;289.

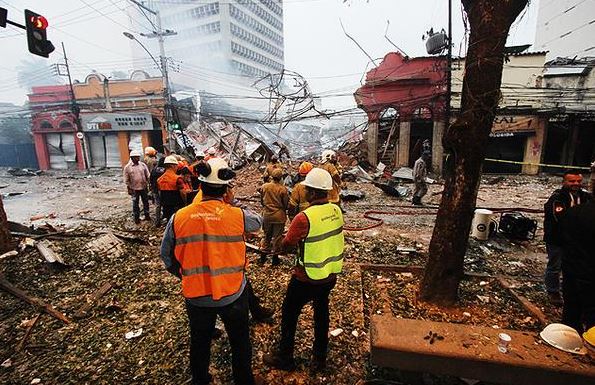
207;147;216;155
583;326;595;350
298;161;314;176
164;155;179;165
540;323;587;355
321;149;336;163
144;146;156;156
129;149;141;157
196;150;205;159
197;158;235;185
271;168;283;179
302;168;332;191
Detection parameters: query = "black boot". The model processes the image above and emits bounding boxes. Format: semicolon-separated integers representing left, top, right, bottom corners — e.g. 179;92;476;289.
263;351;296;371
252;305;274;324
271;254;280;266
412;196;422;206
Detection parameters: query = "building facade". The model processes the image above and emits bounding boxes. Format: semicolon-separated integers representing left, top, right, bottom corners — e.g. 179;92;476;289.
131;1;284;79
74;71;167;168
534;0;595;60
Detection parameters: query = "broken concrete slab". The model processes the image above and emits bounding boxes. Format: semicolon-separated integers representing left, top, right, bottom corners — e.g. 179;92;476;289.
86;232;125;258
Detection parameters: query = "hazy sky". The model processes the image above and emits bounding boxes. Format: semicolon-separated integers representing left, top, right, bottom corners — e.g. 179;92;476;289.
0;0;539;108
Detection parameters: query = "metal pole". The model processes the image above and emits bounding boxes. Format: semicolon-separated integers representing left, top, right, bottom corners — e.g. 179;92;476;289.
446;0;452;128
155;11;174;151
62;42;89;170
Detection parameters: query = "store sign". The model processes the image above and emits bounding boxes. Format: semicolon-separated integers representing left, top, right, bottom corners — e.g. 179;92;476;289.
490;115;537;137
81;113;152;132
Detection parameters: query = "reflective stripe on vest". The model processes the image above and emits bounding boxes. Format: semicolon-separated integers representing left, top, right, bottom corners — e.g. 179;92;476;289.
174;200;246;300
300;203;345;280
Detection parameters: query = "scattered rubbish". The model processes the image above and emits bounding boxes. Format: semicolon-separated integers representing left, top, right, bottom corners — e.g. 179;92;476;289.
0;250;18;260
35;240;67;267
125;328;143;340
30;378;41;384
17;313;41;351
329;328;343;337
373;182;402;197
76;209;93;215
486;176;506;185
476;295;490;304
396;247;417;255
479;281;488;286
8;168;42;177
497;332;512;353
508;261;525;268
398;272;414;279
1;359;11;368
19;238;35;251
86;232;125;258
0;277;70;324
463;312;472;318
74;282;113;319
392;167;435;184
9;221;46;235
30;213;57;222
343;166;373;182
423;331;445;344
352;330;359;338
3;192;25;197
340;190;365;201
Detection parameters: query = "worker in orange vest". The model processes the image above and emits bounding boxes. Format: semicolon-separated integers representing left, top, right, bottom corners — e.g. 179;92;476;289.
160;158;264;385
156;155;188;223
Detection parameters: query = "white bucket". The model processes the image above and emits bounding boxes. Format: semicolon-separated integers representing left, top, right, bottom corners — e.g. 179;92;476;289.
472;209;493;240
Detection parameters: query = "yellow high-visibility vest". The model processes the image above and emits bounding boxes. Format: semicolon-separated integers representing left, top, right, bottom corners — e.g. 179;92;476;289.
299;203;345;280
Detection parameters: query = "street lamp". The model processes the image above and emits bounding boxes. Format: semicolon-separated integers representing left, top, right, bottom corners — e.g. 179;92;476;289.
123;31;162;75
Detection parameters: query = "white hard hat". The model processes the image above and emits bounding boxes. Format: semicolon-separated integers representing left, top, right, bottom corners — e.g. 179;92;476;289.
540;323;587;355
129;149;141;157
321;149;336;162
164;155;179;165
302;168;333;191
198;158;235;185
207;147;216;155
196;150;205;158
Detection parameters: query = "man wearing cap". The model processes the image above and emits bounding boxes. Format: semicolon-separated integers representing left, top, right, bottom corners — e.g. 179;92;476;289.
319;150;342;206
288;161;314;219
157;155;188;222
123;149;150;224
264;168;345;372
161;158;263;385
259;167;289;265
412;151;430;206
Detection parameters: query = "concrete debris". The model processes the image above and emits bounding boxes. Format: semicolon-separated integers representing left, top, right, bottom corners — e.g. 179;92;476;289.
86;232;125;258
35;240;67;266
392;167;435;183
340;189;365;201
7;168;42;177
329;328;344;337
125;328;143;340
0;250;18;260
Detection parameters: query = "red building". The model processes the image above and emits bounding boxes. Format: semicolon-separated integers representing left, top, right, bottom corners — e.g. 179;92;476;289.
29;85;85;170
355;52;447;171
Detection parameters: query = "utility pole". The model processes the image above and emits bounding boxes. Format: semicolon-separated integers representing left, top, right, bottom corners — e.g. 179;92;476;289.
128;0;177;151
58;42;89;169
446;0;452;131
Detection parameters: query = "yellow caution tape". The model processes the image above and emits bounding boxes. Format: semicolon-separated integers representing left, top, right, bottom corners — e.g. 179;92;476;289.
484;158;591;171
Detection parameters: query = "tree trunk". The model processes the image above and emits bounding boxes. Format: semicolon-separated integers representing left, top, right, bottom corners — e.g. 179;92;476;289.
419;0;529;305
0;195;13;254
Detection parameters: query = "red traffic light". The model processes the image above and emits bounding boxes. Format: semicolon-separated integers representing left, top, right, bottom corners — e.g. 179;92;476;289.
29;15;48;30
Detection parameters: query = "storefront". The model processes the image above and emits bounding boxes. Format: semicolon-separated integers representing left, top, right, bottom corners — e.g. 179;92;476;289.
80;112;157;168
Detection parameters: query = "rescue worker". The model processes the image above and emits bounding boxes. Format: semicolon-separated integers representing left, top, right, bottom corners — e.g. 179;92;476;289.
160;157;263;385
543;169;592;304
319;150;342;206
263;155;284;183
157;155;188;222
123;149;150;224
557;181;595;333
259;168;289;265
144;146;158;174
189;151;206;190
412;151;430;206
263;168;345;372
288;161;314;219
150;156;166;227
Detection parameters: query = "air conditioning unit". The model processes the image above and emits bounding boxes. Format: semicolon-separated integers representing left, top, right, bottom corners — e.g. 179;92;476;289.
426;31;448;55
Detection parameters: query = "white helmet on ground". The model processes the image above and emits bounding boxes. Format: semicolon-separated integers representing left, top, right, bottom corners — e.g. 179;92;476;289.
197;158;235;185
164;155;179;165
321;149;336;163
302;168;333;191
129;149;142;157
540;323;587;355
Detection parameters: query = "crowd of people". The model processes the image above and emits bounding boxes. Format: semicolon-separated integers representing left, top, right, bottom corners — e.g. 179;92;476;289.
122;146;595;384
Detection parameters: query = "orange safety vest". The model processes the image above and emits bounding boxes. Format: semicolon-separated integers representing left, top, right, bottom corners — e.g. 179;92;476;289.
173;199;247;300
157;168;181;191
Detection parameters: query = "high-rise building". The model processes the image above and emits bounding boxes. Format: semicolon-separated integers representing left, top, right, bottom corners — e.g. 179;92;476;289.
534;0;595;60
129;1;284;82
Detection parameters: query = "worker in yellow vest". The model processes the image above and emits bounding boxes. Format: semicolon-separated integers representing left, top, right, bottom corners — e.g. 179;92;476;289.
160;158;264;385
263;168;345;373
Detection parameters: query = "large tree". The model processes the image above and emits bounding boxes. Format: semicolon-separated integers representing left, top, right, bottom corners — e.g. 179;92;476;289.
419;0;529;305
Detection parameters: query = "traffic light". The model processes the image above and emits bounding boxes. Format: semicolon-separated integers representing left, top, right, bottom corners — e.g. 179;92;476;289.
168;121;180;130
24;9;54;58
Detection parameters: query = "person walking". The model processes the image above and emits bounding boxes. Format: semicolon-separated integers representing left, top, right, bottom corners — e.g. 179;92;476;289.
160;158;263;385
412;151;430;206
543;169;592;304
123;149;150;224
263;168;345;372
157;155;188;222
288;161;314;219
150;156;166;226
259;168;289;265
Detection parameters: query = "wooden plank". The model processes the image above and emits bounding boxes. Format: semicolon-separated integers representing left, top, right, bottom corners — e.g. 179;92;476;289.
17;313;41;351
35;240;66;265
74;282;113;319
371;315;595;385
0;277;70;324
498;276;549;326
